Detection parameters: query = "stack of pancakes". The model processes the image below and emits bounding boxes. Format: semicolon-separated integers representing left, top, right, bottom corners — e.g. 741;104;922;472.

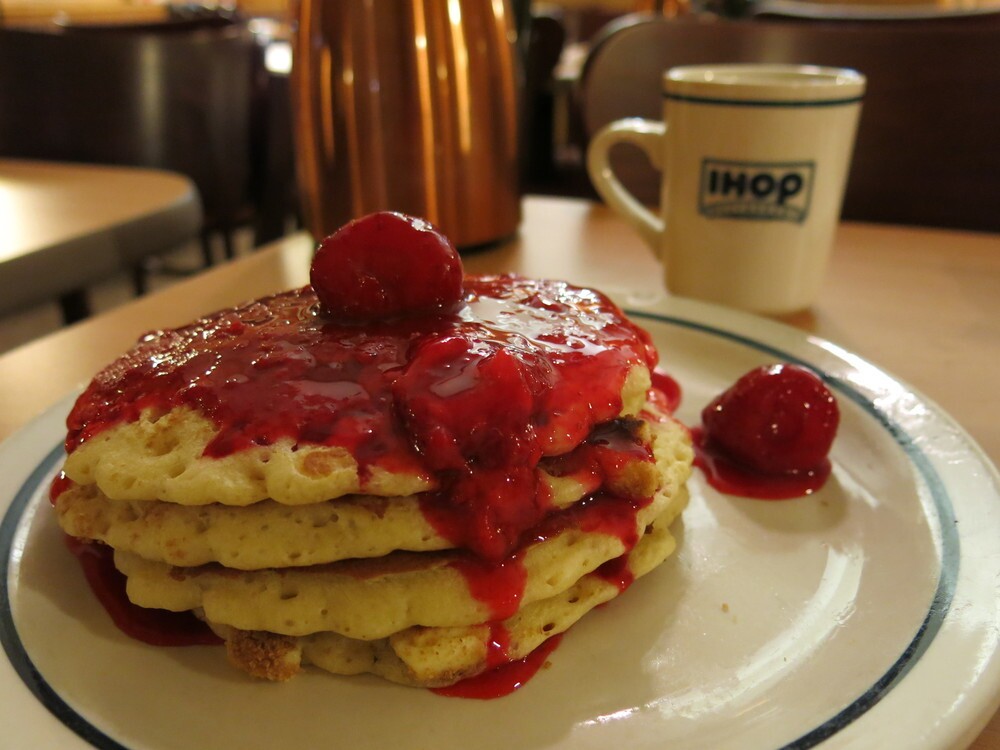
54;275;692;687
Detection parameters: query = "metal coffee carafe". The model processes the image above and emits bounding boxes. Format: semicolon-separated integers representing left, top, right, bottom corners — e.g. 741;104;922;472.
292;0;522;249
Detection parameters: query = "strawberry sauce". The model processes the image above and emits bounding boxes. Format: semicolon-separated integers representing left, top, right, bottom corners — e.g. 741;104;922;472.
542;417;655;497
431;634;563;700
650;368;682;414
449;554;529;621
48;471;72;504
693;364;839;499
692;427;831;500
60;240;670;692
594;550;638;592
65;537;220;646
439;489;653;623
65;276;656;563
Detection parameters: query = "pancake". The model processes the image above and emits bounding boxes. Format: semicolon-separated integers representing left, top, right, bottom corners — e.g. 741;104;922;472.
62;406;436;507
61;279;654;510
55;234;691;689
55;474;582;570
111;440;688;640
56;414;671;570
210;503;682;685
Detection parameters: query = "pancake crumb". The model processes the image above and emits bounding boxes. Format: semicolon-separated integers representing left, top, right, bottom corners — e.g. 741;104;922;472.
226;629;302;681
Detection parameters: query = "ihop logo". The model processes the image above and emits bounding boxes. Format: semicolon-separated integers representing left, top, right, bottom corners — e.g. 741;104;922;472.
699;159;814;223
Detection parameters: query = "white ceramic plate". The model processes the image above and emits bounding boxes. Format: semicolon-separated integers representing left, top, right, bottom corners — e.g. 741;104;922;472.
3;296;1000;750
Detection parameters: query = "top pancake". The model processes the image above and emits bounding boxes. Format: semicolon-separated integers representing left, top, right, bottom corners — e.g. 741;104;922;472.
61;365;650;507
61;276;654;510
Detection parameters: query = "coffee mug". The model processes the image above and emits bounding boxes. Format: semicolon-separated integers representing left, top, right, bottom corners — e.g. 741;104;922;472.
587;64;865;314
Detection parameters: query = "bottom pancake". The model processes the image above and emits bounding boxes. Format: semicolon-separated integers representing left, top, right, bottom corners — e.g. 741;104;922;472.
208;500;684;685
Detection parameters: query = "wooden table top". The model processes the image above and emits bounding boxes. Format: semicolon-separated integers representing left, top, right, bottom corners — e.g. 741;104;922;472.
0;158;201;315
0;194;997;746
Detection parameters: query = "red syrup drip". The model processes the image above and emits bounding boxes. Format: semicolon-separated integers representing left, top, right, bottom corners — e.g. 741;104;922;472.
442;490;651;622
485;621;512;670
417;466;549;563
64;536;221;647
65;275;655;562
431;633;564;700
449;554;529;621
49;472;73;504
420;418;654;570
650;367;683;414
691;427;831;500
542;418;655;495
594;553;635;593
433;492;649;699
542;491;650;548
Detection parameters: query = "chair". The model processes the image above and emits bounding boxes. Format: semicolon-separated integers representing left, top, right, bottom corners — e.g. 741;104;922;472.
520;9;568;194
0;23;266;284
50;4;242;33
577;13;1000;232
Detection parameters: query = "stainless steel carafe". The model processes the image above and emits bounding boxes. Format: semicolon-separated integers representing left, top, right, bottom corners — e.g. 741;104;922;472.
291;0;522;249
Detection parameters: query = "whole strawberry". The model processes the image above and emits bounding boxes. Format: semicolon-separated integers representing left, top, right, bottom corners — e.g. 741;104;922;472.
701;363;839;475
310;211;464;322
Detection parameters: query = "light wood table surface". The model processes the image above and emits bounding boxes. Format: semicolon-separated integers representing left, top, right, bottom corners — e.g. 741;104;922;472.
0;194;998;746
0;159;202;320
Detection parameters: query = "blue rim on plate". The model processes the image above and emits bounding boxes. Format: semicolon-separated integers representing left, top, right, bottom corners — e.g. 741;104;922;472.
0;311;958;750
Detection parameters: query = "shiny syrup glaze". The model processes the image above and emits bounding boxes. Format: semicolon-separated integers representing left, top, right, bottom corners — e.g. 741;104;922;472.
66;275;657;562
49;471;72;504
691;426;832;499
650;368;682;414
422;415;656;586
431;633;564;700
484;621;512;670
442;488;654;623
434;491;647;700
60;274;661;690
448;554;529;621
65;537;221;646
541;417;654;495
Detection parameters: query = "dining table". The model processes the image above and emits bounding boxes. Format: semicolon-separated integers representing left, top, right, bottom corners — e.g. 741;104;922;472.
0;194;997;748
0;158;202;323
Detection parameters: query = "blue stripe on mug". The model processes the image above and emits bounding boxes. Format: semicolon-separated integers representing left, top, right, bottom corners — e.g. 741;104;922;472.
663;92;865;107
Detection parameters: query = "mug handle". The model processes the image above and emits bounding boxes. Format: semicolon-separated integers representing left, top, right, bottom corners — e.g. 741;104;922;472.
586;118;667;257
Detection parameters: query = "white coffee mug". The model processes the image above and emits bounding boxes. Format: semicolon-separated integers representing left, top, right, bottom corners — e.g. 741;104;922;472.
587;64;865;315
